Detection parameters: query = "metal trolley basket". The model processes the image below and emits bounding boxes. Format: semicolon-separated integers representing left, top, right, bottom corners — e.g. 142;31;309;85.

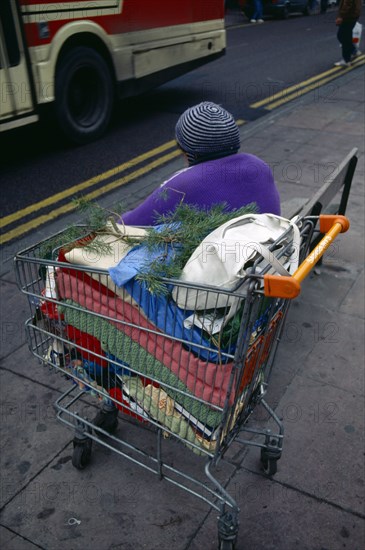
14;214;349;549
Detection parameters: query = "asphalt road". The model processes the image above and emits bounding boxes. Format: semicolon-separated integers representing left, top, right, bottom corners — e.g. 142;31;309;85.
0;9;363;243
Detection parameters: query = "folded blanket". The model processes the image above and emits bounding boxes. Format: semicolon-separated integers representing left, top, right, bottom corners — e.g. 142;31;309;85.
65;325;109;368
116;376;216;456
59;245;235;363
121;277;235;363
58;300;224;428
57;272;235;409
59;247;142;309
65;350;217;453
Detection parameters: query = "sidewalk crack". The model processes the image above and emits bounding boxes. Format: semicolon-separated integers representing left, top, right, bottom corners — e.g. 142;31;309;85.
0;524;47;550
0;441;72;514
0;364;64;395
240;467;365;520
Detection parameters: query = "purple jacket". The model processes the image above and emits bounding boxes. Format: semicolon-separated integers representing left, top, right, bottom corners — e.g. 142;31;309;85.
121;153;280;225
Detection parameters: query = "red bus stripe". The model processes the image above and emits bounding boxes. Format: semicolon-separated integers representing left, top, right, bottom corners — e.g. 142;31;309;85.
23;2;224;48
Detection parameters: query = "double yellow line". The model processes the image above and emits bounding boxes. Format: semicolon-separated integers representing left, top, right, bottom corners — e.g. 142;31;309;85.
250;54;365;111
0;119;246;245
0;141;180;246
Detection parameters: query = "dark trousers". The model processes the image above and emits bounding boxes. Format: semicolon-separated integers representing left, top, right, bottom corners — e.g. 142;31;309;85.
320;0;327;13
337;21;357;63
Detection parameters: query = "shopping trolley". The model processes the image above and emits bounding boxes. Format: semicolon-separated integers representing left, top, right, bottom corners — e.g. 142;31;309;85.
14;214;349;549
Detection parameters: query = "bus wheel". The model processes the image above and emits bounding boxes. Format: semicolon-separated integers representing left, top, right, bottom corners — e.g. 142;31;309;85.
55;46;113;144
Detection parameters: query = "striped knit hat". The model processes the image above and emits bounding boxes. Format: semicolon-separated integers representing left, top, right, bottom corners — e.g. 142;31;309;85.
175;102;240;165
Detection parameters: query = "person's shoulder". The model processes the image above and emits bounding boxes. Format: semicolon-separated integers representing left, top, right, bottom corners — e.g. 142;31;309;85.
231;152;270;167
161;166;192;187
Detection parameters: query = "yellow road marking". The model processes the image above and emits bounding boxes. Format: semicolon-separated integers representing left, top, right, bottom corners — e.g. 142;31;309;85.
250;55;365;109
0;149;180;245
264;58;365;111
0;139;177;230
250;67;343;109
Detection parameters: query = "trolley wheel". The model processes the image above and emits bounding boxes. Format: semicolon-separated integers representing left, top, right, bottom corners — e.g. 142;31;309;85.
72;438;92;470
260;448;279;476
93;408;119;435
217;511;238;550
55;46;114;144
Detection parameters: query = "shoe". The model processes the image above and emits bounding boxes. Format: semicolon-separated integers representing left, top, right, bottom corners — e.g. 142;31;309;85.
257;19;264;23
351;50;362;60
334;60;351;68
250;19;256;23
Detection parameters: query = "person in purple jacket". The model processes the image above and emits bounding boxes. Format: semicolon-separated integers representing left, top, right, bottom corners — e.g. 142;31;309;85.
120;102;280;225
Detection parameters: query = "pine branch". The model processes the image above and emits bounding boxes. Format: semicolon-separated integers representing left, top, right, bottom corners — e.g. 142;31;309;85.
134;202;258;294
38;197;257;299
38;198;126;259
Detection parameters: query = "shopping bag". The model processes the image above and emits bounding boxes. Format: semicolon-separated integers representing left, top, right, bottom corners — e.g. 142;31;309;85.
353;22;362;52
172;213;301;312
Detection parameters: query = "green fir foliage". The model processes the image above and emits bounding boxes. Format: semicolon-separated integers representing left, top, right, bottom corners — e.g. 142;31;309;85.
135;202;258;294
38;198;125;260
39;198;257;296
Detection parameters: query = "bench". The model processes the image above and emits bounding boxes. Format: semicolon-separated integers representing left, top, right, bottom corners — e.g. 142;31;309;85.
281;147;358;220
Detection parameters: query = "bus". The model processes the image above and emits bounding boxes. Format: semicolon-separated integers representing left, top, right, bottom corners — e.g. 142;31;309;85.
0;0;226;143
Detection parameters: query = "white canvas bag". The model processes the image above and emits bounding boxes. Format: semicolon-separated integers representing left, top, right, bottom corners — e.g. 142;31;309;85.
172;213;301;314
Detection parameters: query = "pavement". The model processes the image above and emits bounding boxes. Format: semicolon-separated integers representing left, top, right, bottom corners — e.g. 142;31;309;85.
0;23;364;550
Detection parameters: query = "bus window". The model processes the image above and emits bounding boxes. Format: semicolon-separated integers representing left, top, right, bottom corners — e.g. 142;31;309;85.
0;0;37;126
0;0;21;68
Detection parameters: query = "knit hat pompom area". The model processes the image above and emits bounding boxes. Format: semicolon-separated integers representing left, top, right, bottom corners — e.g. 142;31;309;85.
175;102;240;164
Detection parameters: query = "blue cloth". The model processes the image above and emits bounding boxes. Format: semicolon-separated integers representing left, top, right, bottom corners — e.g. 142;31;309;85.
109;224;174;286
108;231;234;363
108;225;271;363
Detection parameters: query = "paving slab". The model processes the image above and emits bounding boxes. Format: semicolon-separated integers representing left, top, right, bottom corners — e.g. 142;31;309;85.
239;136;275;156
321;233;365;270
0;369;72;509
0;527;43;550
296;313;364;396
348;175;364;197
341;194;365;229
284;144;363;166
274;160;350;190
340;270;365;318
0;525;17;547
245;373;364;515
256;307;363;424
0;336;69;391
189;470;365;550
0;280;30;360
0;417;241;550
298;267;361;312
275;104;339;131
253;123;319;144
325;116;365;137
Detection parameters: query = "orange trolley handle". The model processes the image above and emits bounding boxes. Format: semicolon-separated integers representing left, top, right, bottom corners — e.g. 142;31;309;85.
264;215;350;299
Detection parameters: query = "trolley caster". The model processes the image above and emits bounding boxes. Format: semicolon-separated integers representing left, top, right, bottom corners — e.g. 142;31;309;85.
72;437;92;470
260;447;280;476
93;405;119;435
218;511;238;550
261;431;282;476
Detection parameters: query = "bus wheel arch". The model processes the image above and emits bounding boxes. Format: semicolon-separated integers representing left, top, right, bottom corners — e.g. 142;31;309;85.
55;37;115;144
